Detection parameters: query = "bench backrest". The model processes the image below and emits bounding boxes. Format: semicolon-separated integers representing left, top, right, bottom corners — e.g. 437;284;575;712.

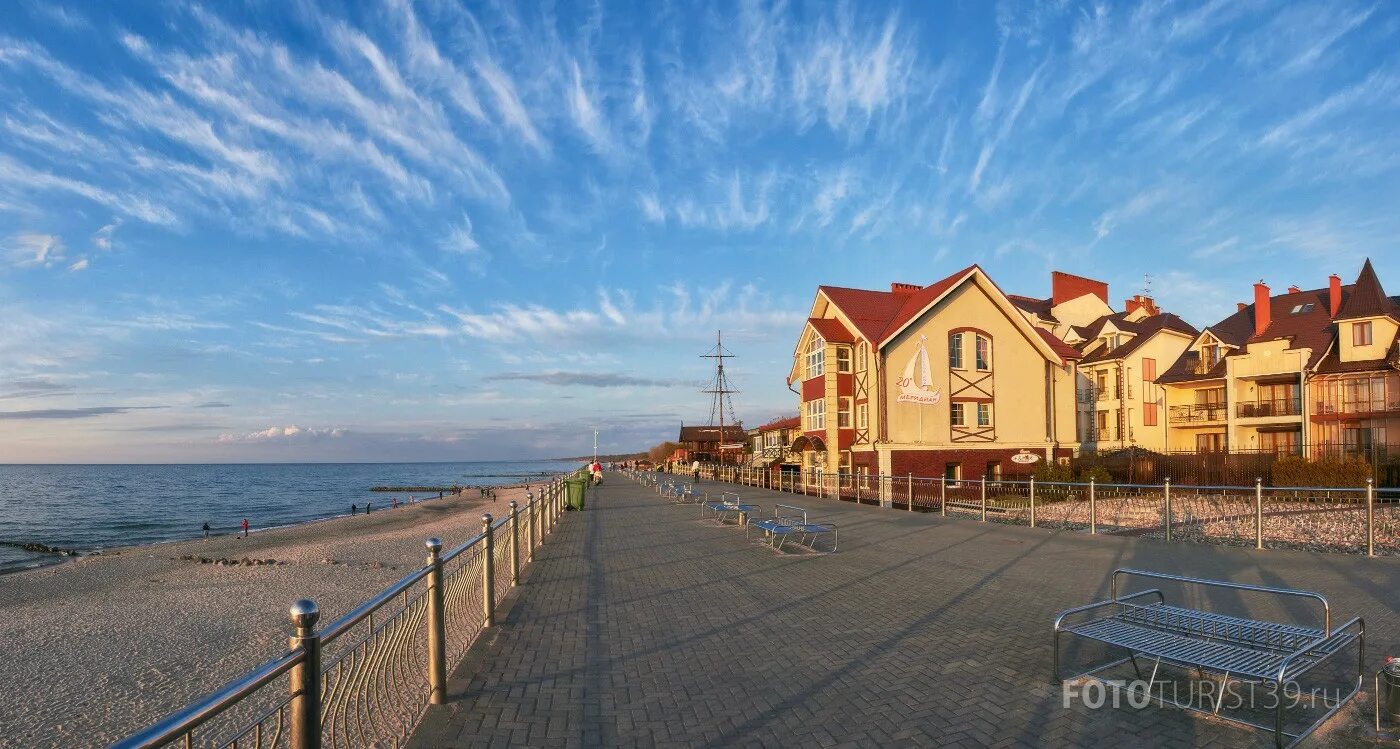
1111;568;1331;633
774;504;808;524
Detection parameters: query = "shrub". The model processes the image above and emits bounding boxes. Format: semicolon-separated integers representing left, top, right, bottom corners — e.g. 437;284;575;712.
1271;455;1372;488
1033;461;1073;483
1077;465;1113;484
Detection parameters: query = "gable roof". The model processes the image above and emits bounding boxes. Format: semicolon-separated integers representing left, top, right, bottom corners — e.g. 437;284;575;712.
816;285;909;342
876;264;981;343
678;425;746;443
1036;328;1083;360
757;415;801;432
1077;313;1197;365
806;316;855;344
1335;259;1395;320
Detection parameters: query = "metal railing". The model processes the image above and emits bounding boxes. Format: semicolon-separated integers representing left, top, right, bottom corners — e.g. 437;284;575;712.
661;463;1400;558
1167;403;1227;423
112;477;573;749
1235;397;1302;418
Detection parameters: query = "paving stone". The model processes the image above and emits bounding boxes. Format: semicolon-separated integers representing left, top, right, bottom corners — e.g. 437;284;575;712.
409;475;1398;748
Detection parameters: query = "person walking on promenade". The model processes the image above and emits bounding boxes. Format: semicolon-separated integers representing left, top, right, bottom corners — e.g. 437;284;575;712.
241;518;249;538
202;522;210;539
692;460;701;483
591;461;603;485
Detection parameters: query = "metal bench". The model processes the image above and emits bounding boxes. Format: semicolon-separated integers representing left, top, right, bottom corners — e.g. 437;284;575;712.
747;504;838;553
1054;569;1364;748
701;492;759;524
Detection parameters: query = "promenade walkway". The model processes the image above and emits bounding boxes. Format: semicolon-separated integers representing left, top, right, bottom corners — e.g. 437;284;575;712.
410;475;1398;747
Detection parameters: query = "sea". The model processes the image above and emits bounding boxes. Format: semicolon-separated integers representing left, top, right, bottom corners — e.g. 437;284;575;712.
0;460;584;574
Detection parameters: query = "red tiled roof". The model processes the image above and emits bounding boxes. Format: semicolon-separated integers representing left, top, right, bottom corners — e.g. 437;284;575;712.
877;264;980;343
1335;259;1394;320
807;316;855;343
816;285;909;342
1037;328;1083;360
757;415;800;432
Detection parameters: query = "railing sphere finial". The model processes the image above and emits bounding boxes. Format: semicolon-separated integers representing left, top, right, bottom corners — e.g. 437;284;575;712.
289;598;320;631
426;537;443;553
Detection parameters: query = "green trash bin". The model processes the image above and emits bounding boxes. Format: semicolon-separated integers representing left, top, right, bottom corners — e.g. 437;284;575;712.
565;477;588;510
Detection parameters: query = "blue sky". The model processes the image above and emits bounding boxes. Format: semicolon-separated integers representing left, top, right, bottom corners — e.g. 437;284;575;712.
1;0;1398;463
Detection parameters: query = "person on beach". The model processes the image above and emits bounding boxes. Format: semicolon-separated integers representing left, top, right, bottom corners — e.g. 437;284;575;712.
391;496;398;509
352;504;357;515
241;518;249;538
202;522;210;539
366;502;372;513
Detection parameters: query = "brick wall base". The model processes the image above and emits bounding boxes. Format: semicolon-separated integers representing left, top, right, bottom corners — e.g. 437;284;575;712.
889;447;1073;480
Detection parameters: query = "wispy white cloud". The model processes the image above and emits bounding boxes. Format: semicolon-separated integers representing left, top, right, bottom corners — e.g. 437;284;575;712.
6;232;64;268
567;59;611;153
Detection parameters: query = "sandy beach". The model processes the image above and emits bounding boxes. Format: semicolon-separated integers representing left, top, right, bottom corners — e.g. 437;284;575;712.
0;484;538;749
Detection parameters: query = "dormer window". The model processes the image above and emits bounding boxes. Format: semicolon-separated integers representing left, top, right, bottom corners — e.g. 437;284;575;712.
1201;343;1221;370
1353;321;1374;347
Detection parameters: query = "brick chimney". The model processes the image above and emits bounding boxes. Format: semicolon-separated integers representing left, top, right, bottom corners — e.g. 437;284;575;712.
890;282;920;296
1124;294;1160;316
1287;285;1301;294
1329;274;1342;317
1254;282;1271;336
1237;302;1249;312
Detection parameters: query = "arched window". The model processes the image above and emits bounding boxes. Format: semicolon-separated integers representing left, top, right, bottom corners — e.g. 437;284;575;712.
975;334;992;371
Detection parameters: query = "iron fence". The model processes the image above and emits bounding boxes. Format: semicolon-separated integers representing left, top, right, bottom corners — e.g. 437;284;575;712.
112;477;572;749
667;463;1400;558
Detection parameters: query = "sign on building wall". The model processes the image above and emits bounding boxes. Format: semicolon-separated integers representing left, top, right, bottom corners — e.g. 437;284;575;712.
896;335;943;405
1010;450;1041;465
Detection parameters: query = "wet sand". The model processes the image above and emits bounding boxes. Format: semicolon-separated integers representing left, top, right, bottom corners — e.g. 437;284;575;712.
0;485;536;748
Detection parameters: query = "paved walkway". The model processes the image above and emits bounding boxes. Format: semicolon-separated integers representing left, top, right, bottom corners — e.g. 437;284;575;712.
411;475;1398;747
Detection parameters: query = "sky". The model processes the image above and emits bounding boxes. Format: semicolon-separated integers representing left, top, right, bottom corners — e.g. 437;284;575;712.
1;0;1398;463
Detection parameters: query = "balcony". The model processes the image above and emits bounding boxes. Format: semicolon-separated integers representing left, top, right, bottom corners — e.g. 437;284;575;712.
1313;400;1400;417
1235;398;1302;419
1168;404;1228;424
1230;349;1308;380
1077;387;1117;403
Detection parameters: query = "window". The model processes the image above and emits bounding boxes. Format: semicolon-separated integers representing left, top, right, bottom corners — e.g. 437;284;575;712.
1126;368;1133;399
976;402;992;427
837;397;852;428
1142;357;1156;383
985;461;1002;481
1143;402;1158;427
836;347;852;373
1354;321;1374;347
1196;433;1225;452
949;332;964;369
1097;410;1110;439
1201;344;1221;371
950;402;966;427
856;403;868;430
975;335;992;371
1290;303;1315;315
804;399;825;430
1259;430;1300;456
805;336;825;379
856;341;868;371
945;462;961;486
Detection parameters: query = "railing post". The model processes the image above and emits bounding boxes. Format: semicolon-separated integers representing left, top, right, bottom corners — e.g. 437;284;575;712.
1254;478;1264;550
425;539;447;705
288;599;322;749
818;469;824;499
527;490;537;560
855;475;862;505
980;477;987;522
907;473;913;512
940;475;946;516
1089;478;1097;534
1030;476;1037;528
1367;478;1375;557
481;514;495;628
509;501;521;587
1163;478;1172;543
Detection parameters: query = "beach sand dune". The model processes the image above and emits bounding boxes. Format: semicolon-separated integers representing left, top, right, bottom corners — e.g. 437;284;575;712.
0;485;535;749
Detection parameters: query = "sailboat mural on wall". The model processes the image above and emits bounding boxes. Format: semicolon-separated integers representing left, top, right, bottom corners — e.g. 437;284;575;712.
896;335;942;405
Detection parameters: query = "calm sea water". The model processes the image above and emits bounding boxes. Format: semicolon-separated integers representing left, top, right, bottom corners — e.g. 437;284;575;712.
0;461;582;573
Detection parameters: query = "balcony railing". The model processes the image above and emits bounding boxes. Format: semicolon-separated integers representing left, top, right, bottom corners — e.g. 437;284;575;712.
1077;387;1117;403
1236;398;1302;419
1169;404;1228;424
1314;400;1400;416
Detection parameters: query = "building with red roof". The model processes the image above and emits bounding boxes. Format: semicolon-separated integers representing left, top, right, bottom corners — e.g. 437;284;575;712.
1159;259;1400;461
